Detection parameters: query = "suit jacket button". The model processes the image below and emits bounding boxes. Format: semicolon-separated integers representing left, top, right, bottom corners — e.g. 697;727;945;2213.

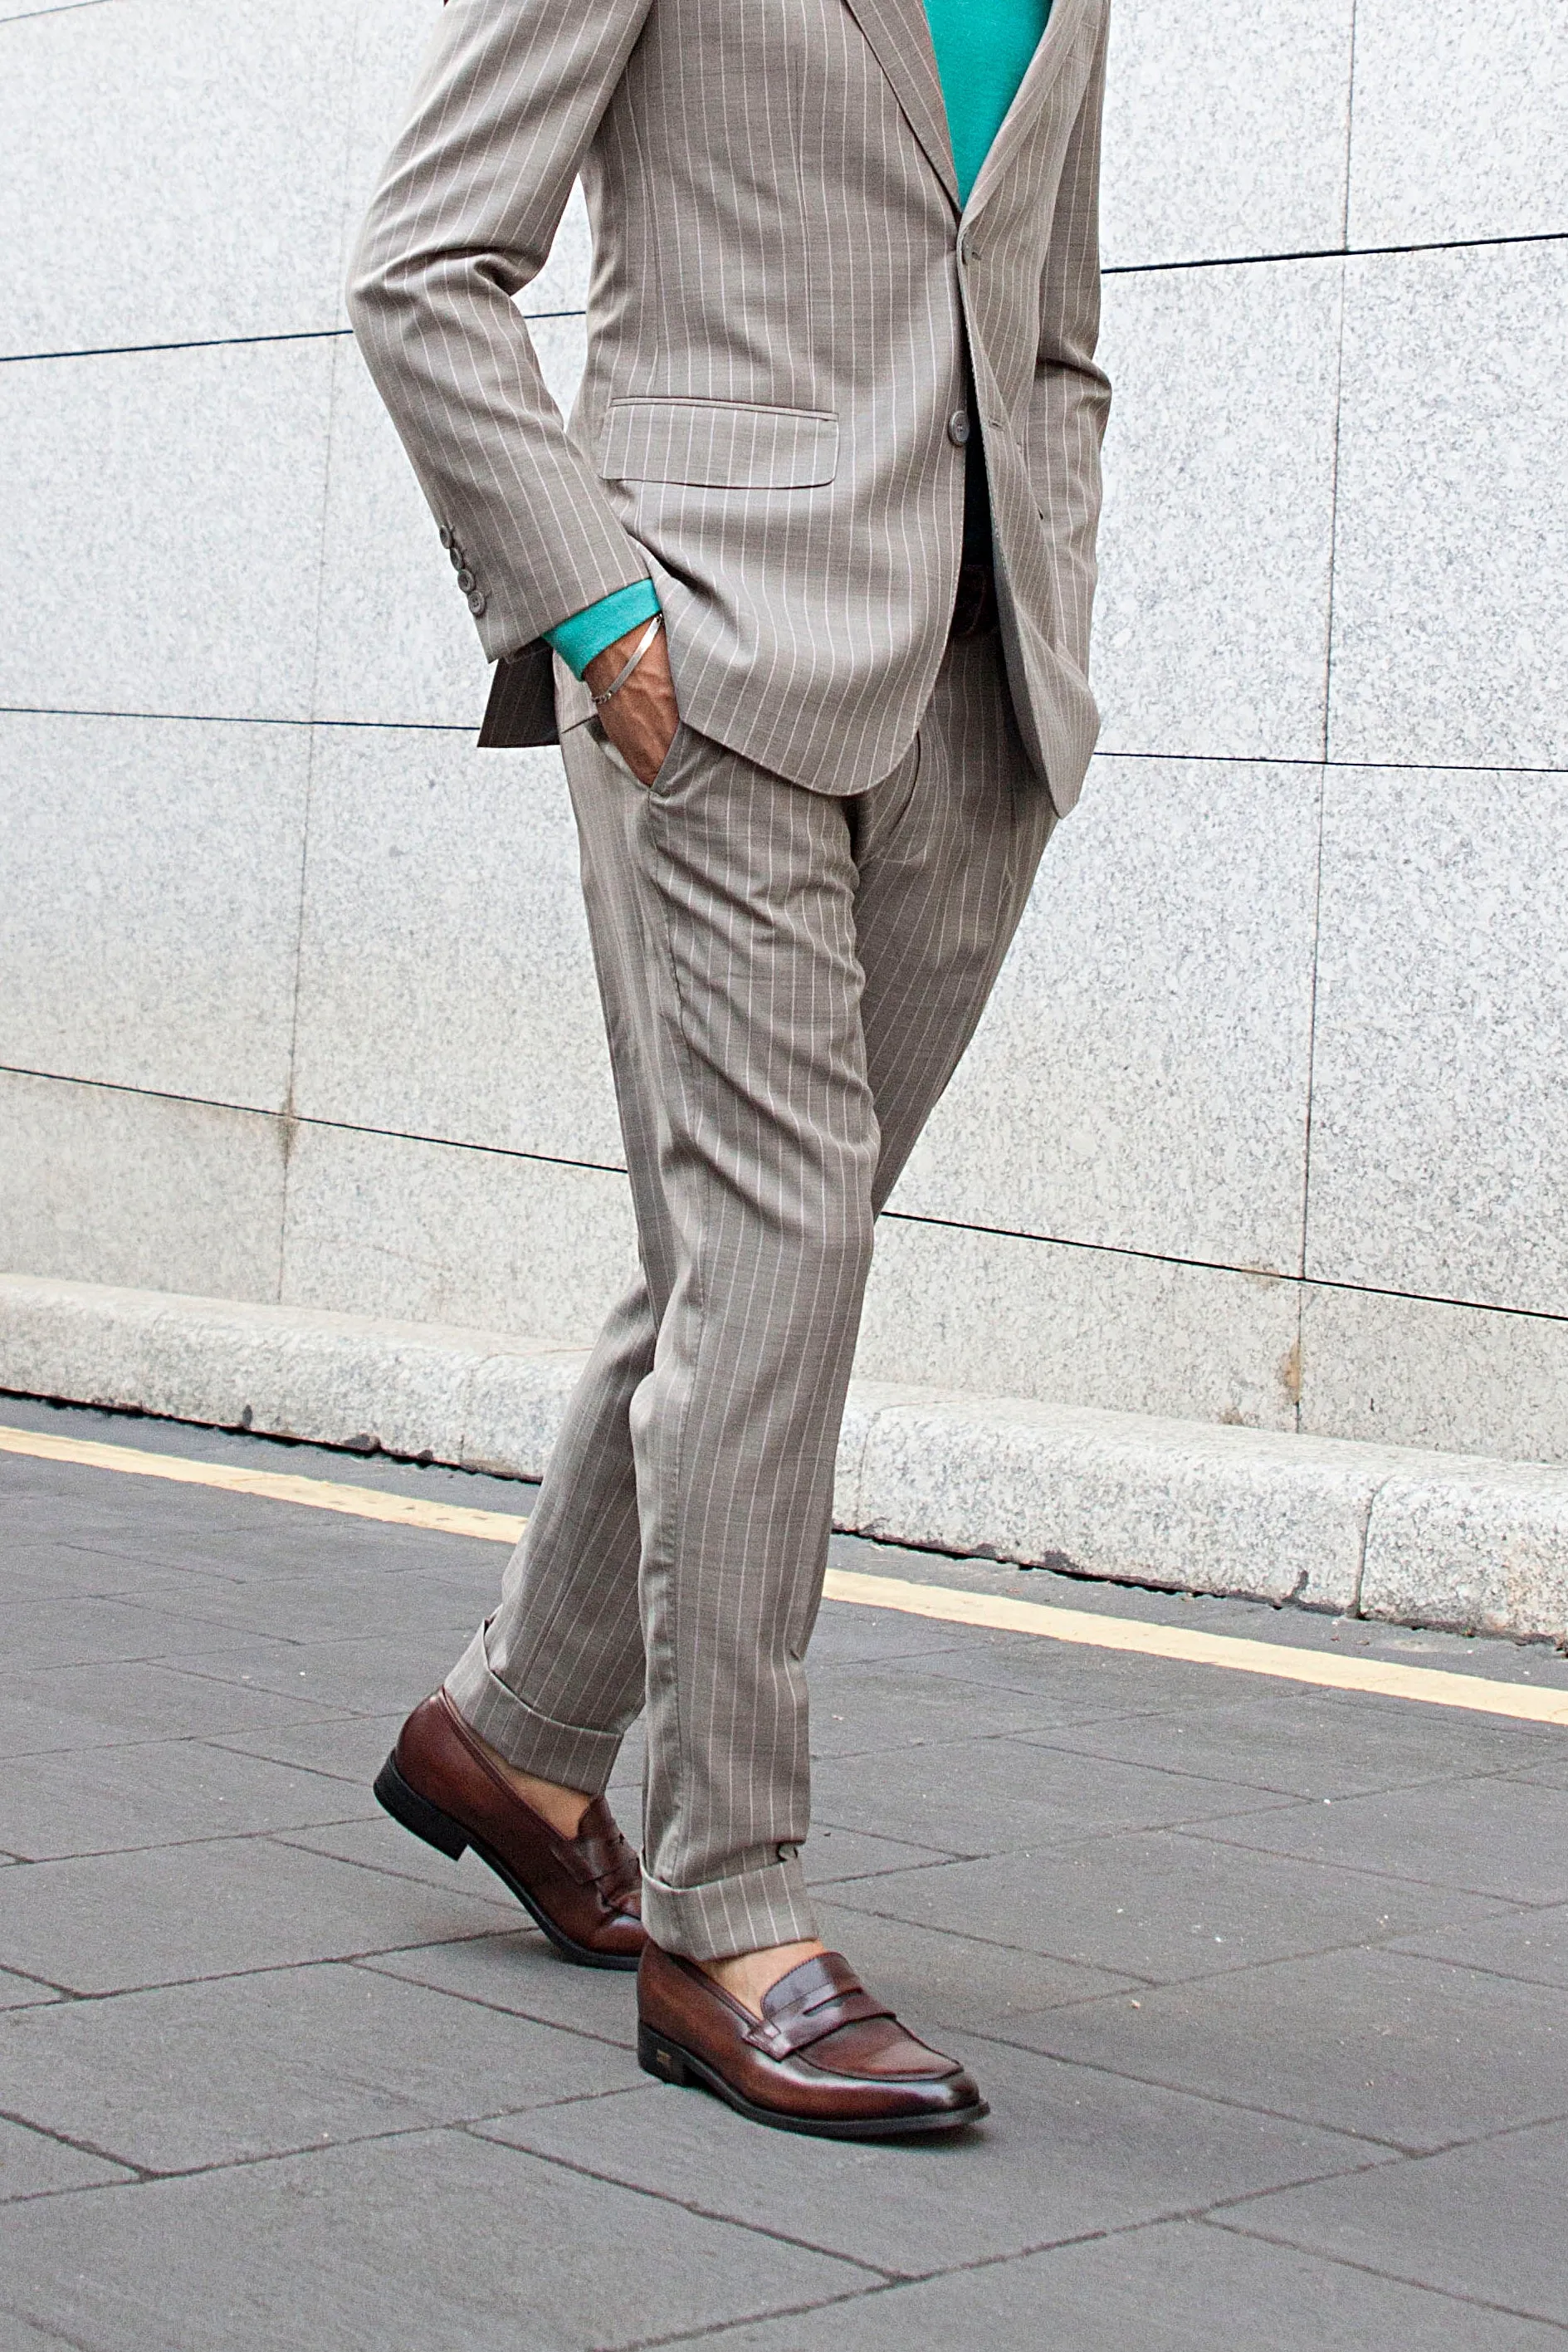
449;545;466;569
947;409;971;446
457;567;476;591
467;589;487;615
438;524;455;549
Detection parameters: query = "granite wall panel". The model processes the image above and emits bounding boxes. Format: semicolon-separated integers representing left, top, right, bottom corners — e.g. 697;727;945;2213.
0;1070;286;1303
279;1121;635;1345
1101;0;1354;268
890;755;1319;1275
0;337;335;721
0;0;357;355
1092;257;1341;761
0;712;310;1112
1301;1284;1568;1469
1328;241;1568;772
1347;0;1568;247
857;1214;1303;1431
1305;765;1568;1316
290;726;620;1166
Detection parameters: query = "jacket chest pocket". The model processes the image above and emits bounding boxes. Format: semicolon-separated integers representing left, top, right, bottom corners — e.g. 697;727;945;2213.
599;399;838;489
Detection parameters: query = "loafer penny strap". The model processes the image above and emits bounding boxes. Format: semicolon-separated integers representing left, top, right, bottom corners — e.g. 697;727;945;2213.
743;1985;897;2060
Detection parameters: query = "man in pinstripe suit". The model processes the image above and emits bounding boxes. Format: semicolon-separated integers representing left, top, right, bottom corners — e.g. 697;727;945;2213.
352;0;1110;2137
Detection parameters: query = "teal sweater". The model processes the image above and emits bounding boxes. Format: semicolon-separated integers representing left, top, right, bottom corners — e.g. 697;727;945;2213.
545;0;1052;677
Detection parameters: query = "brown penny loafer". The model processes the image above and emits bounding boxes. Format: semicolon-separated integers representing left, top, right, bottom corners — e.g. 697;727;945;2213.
637;1945;987;2138
374;1689;646;1970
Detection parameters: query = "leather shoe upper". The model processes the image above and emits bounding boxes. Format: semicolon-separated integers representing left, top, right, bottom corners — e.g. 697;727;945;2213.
396;1690;645;1964
640;1944;984;2126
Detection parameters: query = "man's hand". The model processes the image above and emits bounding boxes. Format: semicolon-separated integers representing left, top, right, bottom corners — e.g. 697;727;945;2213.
584;621;679;786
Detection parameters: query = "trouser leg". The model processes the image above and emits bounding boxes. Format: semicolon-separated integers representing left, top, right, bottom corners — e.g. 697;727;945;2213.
447;632;1053;1958
443;712;674;1787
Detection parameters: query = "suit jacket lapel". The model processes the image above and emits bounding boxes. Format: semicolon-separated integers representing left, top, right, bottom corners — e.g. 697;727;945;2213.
836;0;960;213
966;0;1096;215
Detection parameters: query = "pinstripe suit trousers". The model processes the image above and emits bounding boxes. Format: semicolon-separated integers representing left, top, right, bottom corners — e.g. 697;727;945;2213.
446;632;1053;1958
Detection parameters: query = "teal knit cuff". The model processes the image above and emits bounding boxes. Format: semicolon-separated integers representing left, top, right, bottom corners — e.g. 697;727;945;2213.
543;579;662;679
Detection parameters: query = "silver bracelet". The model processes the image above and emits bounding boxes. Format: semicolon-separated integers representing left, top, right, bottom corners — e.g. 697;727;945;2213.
591;614;664;707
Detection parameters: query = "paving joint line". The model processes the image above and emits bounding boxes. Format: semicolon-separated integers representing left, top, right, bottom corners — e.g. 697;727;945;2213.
591;2280;916;2352
0;2102;151;2183
457;2125;902;2284
1202;2213;1568;2330
344;1959;639;2053
1170;1817;1557;1907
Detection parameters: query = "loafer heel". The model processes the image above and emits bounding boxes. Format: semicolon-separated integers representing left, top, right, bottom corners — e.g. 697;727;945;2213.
374;1751;469;1861
375;1692;647;1967
638;2023;693;2086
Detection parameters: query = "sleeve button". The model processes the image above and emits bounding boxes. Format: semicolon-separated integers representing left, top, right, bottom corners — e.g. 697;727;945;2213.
456;567;476;592
438;524;455;549
467;589;487;615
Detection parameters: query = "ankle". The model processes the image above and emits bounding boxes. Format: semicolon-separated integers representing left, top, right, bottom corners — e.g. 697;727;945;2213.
470;1731;594;1839
700;1938;827;2018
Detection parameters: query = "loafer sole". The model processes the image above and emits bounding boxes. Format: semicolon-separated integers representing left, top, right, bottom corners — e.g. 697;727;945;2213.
637;2022;989;2139
373;1751;642;1972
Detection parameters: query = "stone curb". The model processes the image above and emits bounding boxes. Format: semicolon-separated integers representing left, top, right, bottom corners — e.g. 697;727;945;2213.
2;1274;1566;1639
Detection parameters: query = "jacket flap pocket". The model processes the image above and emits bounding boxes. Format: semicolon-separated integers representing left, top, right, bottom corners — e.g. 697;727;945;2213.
600;399;838;488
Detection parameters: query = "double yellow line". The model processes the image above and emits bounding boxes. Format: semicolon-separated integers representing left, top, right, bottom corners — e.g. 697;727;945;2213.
5;1421;1567;1728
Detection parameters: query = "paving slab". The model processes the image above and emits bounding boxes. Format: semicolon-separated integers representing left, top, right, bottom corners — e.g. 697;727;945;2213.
0;1960;642;2173
1009;1945;1568;2151
811;1732;1293;1860
174;1625;480;1719
1;1833;518;1996
208;1709;407;1788
827;1828;1507;1982
810;1899;1143;2027
1228;2117;1568;2329
0;2114;136;2202
0;2127;872;2351
0;1967;61;2013
7;1398;1568;2346
1390;1903;1568;1991
359;1935;639;2047
804;1656;1129;1748
280;1812;546;1906
875;1621;1325;1714
0;1734;375;1861
1201;1777;1568;1905
2;1592;296;1673
693;2219;1568;2350
0;1656;351;1748
804;1819;967;1885
484;2031;1392;2277
1023;1686;1565;1801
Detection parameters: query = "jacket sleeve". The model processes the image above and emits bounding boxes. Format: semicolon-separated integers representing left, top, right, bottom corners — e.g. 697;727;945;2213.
346;0;656;666
1023;3;1112;681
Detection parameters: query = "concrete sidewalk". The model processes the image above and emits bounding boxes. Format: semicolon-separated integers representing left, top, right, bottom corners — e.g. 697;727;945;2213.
3;1396;1568;2347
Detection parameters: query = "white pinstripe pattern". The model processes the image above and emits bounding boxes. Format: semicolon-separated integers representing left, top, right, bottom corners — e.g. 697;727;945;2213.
347;0;1111;811
446;634;1055;1958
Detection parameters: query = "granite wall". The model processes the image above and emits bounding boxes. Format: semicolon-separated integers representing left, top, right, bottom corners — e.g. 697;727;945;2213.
2;0;1566;1460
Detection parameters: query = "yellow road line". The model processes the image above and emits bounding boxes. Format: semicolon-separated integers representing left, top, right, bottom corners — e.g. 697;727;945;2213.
0;1423;528;1546
6;1421;1568;1727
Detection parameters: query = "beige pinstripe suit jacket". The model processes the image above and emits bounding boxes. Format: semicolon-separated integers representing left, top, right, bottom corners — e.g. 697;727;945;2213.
349;0;1111;813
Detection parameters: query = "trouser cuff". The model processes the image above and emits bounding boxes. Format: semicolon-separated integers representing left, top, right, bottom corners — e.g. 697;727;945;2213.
443;1624;622;1795
640;1848;818;1961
